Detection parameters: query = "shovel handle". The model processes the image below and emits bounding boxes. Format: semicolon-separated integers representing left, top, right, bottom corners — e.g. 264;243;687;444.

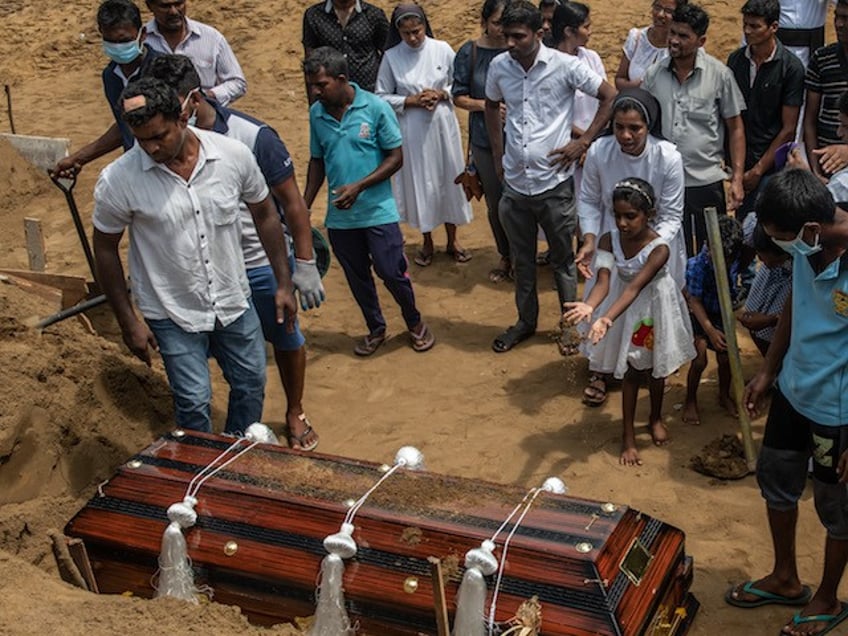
49;171;77;195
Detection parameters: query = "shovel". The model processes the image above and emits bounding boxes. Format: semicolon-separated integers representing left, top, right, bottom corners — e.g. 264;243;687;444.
49;173;98;286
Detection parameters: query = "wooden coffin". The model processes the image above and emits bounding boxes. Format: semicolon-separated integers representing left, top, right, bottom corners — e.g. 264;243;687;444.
64;431;699;635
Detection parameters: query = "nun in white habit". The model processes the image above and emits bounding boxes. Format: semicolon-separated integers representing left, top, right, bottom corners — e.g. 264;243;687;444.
376;3;473;266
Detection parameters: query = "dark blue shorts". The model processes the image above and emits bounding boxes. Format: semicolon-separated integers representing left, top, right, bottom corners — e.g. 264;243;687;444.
247;265;305;352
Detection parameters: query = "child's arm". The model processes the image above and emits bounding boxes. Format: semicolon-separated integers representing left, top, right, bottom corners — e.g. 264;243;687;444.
588;243;669;343
744;291;792;417
737;310;778;331
563;233;613;325
686;292;728;352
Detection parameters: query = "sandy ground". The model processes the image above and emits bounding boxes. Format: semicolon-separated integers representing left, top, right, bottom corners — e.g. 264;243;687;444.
0;0;841;634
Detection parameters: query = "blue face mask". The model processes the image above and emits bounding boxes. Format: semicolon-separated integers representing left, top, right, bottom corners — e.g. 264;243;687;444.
771;225;822;257
102;31;142;65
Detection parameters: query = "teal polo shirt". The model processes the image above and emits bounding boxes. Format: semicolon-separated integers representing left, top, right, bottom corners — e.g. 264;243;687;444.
309;83;402;230
779;252;848;426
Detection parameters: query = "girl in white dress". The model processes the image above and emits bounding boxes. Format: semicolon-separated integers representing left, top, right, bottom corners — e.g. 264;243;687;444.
376;4;473;266
563;179;695;467
576;88;686;406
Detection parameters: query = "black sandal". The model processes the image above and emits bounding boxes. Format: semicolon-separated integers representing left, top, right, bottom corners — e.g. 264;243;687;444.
582;374;608;406
492;325;535;353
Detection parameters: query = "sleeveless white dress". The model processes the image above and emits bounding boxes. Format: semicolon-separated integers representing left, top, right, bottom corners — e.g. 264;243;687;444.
585;230;695;380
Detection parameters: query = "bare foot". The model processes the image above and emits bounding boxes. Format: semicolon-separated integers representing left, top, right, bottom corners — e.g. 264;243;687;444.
682;401;700;425
650;419;670;446
620;441;643;466
781;599;846;635
719;393;739;417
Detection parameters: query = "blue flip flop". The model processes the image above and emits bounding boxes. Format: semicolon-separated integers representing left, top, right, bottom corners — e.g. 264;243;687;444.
781;602;848;636
726;581;812;608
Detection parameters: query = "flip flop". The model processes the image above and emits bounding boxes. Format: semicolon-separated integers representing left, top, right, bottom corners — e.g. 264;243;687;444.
492;325;534;353
781;602;848;636
725;581;812;609
287;414;319;452
447;247;472;263
414;250;433;267
354;330;387;356
409;322;435;352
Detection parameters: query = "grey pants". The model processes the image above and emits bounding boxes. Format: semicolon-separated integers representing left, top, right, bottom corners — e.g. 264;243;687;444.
472;144;509;260
498;178;577;331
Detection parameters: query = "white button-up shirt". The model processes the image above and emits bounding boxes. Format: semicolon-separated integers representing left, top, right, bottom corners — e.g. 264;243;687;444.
144;17;247;105
93;128;269;332
485;44;602;196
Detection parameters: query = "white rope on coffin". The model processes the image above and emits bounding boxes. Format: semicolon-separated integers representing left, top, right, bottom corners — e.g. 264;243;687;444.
154;424;278;602
486;477;567;636
309;446;425;636
450;477;567;636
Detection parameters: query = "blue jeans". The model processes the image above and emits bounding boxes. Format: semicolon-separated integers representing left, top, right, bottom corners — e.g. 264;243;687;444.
147;302;266;434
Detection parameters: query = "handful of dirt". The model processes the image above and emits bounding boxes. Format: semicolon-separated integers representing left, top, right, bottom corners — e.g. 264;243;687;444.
690;434;751;480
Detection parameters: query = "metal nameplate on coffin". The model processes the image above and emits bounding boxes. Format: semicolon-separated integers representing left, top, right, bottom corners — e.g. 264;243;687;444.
619;536;653;587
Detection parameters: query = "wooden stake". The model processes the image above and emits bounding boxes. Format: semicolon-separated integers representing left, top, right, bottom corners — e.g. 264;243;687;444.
24;217;46;272
703;207;757;471
4;84;14;134
428;556;451;636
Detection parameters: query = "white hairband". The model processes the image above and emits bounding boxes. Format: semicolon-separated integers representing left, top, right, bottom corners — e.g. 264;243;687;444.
615;179;655;208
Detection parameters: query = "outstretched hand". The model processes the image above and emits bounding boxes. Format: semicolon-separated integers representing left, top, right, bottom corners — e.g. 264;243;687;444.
588;317;612;344
562;301;593;326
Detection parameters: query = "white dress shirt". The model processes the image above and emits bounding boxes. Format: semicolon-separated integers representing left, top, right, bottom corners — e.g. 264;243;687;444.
93;128;269;332
145;17;247;105
486;44;602;196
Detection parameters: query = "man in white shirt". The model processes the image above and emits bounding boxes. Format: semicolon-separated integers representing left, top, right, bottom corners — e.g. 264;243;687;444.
144;0;246;105
484;0;616;353
93;77;297;435
777;0;834;67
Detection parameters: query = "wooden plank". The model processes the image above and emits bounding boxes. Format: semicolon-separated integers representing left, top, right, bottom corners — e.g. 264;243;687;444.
24;217;46;272
0;268;87;308
703;208;756;472
428;557;451;636
0;272;62;307
67;537;99;593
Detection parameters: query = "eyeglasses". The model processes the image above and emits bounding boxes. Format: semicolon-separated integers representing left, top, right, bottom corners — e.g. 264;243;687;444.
652;3;676;16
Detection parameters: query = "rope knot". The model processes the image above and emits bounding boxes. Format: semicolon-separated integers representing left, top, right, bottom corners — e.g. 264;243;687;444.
323;522;357;559
465;540;498;576
167;497;197;529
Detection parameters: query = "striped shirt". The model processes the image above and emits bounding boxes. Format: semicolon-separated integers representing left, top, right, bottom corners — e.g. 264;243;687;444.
805;43;848;147
145;17;247;106
744;260;792;342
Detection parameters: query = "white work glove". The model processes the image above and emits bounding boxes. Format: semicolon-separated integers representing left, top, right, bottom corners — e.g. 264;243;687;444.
291;258;326;310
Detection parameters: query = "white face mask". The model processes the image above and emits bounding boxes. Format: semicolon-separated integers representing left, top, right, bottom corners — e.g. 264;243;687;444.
180;88;200;126
771;225;822;257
